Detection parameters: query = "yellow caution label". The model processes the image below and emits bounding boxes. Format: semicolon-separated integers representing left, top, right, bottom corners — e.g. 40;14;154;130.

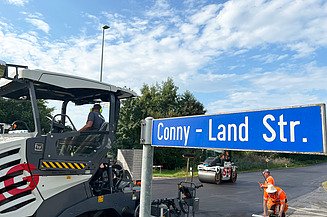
98;195;104;203
40;161;87;170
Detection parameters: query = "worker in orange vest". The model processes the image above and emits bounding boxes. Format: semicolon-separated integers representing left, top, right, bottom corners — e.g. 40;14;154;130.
263;184;288;217
258;169;275;189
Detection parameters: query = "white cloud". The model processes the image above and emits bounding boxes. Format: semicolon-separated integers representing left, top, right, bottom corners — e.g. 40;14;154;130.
83;12;99;23
288;42;316;59
5;0;28;6
145;0;174;18
206;63;327;113
198;0;327;57
25;18;50;34
207;91;320;114
0;20;10;31
190;4;221;26
251;53;289;64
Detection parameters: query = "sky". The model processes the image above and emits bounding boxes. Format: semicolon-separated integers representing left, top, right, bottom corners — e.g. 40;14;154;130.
1;0;327;128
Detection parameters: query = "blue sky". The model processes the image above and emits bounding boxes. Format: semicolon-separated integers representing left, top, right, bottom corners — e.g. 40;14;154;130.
1;0;327;127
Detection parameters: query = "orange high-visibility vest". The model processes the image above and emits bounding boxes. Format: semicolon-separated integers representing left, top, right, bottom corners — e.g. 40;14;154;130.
262;176;275;188
264;186;288;212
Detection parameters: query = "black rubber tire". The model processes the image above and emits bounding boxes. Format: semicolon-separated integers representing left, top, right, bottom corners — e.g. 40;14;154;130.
230;169;237;183
215;171;222;184
179;200;189;214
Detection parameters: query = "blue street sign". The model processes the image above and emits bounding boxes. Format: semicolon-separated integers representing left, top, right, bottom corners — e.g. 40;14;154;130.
151;104;327;154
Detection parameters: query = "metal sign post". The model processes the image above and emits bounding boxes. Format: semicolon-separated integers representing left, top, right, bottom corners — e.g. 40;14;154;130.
140;117;154;217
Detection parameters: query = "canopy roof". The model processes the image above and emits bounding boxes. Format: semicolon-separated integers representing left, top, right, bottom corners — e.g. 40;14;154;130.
0;69;137;104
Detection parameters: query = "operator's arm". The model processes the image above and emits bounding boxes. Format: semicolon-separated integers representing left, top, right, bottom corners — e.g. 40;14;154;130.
279;203;285;217
278;191;287;217
79;112;94;132
79;120;93;132
258;181;263;188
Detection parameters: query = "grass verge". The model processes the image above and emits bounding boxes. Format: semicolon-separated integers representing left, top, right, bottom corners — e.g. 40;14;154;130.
153;169;198;178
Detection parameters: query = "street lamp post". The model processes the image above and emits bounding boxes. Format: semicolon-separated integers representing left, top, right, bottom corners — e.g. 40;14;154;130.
100;25;110;82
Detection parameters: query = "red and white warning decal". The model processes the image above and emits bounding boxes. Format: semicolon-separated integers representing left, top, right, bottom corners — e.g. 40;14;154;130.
0;163;40;202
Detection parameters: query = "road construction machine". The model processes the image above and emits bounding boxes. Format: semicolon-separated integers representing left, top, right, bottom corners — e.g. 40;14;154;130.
197;156;237;184
0;60;139;217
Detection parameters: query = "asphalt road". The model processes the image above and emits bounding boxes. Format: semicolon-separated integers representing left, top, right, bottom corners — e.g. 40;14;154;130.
151;163;327;217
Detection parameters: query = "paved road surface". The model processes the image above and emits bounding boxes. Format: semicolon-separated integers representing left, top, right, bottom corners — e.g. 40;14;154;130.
151;163;327;217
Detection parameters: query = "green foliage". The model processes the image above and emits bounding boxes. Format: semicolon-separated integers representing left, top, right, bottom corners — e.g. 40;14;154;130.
115;78;206;168
0;98;54;133
231;151;327;172
232;152;269;171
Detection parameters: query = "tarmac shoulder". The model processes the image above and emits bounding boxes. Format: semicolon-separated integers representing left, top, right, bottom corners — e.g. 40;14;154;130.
288;181;327;216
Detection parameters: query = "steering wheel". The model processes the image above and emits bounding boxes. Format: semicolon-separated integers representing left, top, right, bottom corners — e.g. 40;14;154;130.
50;114;77;133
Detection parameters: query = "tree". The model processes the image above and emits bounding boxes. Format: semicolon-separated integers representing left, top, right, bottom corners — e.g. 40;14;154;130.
115;78;206;169
177;90;205;116
0;98;54;133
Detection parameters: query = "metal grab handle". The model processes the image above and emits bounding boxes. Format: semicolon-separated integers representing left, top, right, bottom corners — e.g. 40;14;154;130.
51;114;77;131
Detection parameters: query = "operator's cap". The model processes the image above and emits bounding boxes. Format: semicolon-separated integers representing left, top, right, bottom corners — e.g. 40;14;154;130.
266;184;277;193
262;169;270;174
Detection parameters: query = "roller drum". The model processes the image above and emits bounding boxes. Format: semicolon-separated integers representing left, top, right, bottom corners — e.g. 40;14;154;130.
198;170;218;183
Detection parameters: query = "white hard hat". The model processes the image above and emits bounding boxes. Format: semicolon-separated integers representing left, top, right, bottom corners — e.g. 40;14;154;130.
262;169;270;174
266;184;277;193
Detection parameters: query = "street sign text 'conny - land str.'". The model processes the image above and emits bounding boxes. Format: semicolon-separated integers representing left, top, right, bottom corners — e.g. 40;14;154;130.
151;104;327;154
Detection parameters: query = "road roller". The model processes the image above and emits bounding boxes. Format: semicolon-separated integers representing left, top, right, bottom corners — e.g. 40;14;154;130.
197;157;237;184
